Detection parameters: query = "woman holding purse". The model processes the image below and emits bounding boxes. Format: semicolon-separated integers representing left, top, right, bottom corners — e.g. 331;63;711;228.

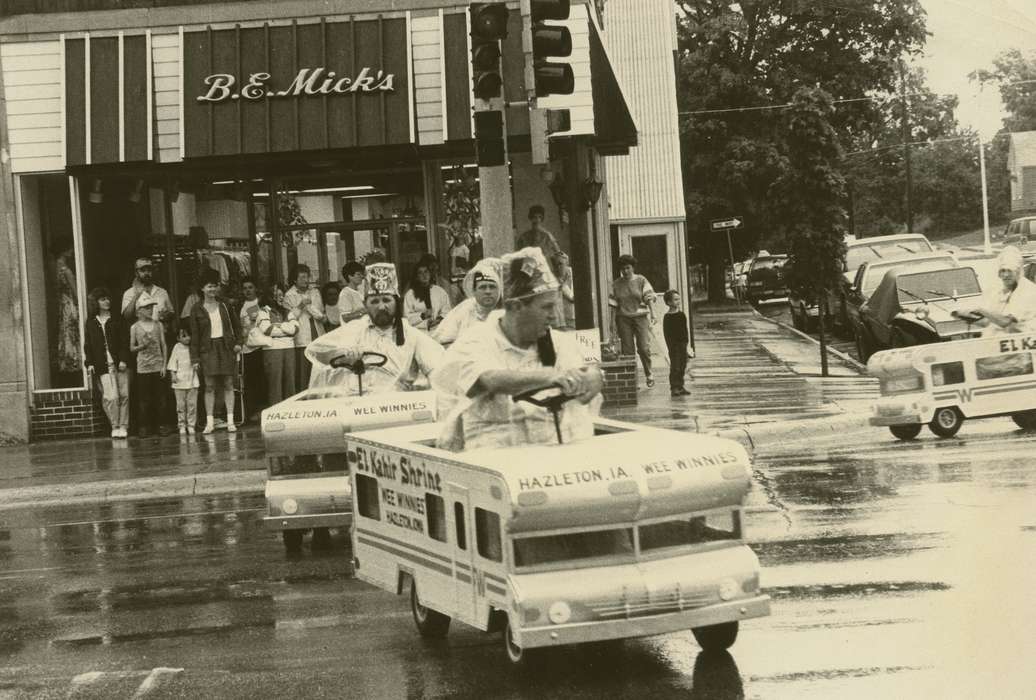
255;283;300;405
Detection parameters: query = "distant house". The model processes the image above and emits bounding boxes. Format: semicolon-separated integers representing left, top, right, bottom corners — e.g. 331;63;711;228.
1008;131;1036;213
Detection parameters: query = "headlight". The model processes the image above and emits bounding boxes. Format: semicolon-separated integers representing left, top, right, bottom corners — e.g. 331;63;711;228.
718;579;740;601
914;307;930;321
548;601;571;625
281;498;299;515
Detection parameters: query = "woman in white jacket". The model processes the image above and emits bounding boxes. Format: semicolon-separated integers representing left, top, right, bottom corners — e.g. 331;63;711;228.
256;284;300;405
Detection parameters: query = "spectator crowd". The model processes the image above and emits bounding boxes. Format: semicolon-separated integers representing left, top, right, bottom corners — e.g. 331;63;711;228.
82;205;691;440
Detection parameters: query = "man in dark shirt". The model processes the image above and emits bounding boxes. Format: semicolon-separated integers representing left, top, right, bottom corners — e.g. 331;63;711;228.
662;289;690;397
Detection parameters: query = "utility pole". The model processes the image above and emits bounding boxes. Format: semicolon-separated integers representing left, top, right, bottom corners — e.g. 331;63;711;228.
899;62;913;232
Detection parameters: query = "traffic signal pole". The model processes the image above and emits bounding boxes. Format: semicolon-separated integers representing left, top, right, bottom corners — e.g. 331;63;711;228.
470;3;515;257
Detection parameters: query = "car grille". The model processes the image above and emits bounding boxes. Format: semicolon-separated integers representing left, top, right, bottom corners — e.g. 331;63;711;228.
587;585;717;619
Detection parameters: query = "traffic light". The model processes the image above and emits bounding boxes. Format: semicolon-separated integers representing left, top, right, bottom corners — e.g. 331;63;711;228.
474;110;506;167
469;3;509;102
528;0;574;97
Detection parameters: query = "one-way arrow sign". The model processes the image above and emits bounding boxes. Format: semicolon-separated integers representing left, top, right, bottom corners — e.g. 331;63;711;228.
711;217;743;231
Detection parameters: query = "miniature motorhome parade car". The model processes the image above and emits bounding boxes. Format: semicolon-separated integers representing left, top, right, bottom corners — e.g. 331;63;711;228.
345;417;771;663
261;385;437;552
868;333;1036;439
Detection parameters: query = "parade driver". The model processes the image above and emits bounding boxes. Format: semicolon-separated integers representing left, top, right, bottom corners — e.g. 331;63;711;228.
432;257;505;346
431;247;604;451
306;262;444;393
954;245;1036;337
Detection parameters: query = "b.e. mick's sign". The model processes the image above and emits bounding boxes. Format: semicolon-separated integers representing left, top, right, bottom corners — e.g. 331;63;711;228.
197;66;396;103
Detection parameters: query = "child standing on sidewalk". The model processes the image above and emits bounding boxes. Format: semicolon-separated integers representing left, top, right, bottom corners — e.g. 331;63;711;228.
167;327;199;435
662;290;690;397
129;292;167;437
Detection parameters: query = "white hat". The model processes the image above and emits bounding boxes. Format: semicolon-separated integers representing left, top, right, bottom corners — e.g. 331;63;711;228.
997;246;1024;276
500;247;559;301
365;262;399;296
463;257;504;298
135;291;158;309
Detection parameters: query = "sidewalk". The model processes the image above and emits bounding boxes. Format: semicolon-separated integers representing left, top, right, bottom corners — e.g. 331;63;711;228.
599;304;879;448
0;306;878;510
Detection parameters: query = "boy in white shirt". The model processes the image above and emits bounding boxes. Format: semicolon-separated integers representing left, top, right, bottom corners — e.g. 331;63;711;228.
168;327;200;434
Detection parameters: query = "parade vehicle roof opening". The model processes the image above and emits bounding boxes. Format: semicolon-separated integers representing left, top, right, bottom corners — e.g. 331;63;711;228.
512;510;742;571
269;452;349;477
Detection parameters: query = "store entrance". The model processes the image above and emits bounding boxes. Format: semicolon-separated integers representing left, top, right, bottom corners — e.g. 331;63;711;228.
270;217;429;288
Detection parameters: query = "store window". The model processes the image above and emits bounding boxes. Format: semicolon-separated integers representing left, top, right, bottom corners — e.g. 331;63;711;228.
20;174;82;390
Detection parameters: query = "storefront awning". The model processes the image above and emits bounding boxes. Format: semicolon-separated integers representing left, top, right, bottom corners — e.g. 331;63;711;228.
588;18;637;156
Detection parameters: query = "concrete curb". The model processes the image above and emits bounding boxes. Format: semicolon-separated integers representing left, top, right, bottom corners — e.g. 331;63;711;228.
0;470;266;512
751;309;868;374
713;411;872;453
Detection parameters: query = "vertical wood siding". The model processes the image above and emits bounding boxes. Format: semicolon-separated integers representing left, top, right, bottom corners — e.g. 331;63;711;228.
1;39;63;172
602;0;684;222
411;11;443;146
151;31;181;163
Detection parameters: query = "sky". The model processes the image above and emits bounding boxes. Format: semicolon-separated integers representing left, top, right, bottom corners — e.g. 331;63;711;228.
919;0;1036;136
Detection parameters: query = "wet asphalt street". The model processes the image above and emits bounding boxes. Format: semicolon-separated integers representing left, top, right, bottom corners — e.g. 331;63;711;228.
2;415;1034;699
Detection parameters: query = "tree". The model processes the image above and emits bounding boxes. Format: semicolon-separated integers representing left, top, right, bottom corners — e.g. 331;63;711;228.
972;49;1036;225
774;89;847;375
676;0;929;301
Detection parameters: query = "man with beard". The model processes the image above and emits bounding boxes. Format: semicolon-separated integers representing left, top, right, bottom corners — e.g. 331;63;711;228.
121;258;174;324
432;247;603;451
305;262;444;394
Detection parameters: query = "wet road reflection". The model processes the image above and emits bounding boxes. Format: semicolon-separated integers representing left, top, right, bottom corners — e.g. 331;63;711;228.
1;420;1035;697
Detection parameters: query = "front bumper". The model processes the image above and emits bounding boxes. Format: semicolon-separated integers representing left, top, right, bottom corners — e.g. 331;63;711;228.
869;414;923;427
263;512;351;532
517;595;771;649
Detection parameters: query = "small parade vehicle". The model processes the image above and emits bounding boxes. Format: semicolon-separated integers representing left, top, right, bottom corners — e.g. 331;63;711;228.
868;333;1036;439
261;352;437;553
346;389;770;663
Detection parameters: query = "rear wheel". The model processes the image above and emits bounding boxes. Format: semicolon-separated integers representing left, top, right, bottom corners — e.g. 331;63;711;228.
791;304;806;331
1012;411;1036;430
854;326;872;363
889;424;922;440
410;580;450;638
282;530;304;554
692;621;739;652
929;406;964;438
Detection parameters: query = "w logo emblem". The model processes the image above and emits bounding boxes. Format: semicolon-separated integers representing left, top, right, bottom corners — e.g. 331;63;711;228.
936;387;974;403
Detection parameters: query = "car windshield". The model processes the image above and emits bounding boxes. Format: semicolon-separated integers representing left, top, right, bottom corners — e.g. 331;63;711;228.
513;528;635;568
862;257;953;296
751;257;786;272
846;238;933;273
268;452;349;477
896;268;981;303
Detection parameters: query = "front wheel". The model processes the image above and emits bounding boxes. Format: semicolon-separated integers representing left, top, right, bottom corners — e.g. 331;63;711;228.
282;530;304;554
692;621;739;652
410;581;450;638
503;621;544;666
854;326;872;363
929;406;964;438
1012;411;1036;430
889;424;922;440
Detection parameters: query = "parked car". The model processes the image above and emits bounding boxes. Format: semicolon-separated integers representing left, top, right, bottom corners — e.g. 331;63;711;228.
1000;215;1036;246
789;233;935;332
745;253;788;304
852;264;983;362
842;252;958;335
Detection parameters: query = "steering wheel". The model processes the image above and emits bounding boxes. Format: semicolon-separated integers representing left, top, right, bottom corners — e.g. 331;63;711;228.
330;351;389;374
329;351;389;397
513;385;577;444
953;310;984;324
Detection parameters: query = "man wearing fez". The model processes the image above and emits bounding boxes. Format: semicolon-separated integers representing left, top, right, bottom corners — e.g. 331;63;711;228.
432;247;603;451
306;262;444;394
